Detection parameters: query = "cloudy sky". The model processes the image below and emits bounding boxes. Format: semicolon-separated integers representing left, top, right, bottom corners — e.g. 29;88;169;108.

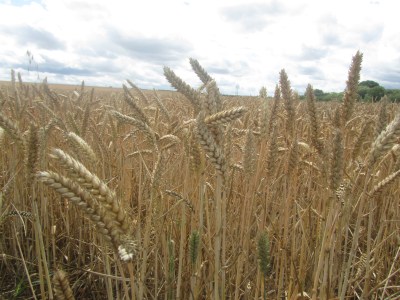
0;0;399;95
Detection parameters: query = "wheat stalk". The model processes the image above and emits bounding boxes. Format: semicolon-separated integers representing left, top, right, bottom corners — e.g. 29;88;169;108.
375;95;388;137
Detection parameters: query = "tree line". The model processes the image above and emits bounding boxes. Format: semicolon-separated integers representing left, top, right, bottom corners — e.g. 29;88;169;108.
306;80;400;102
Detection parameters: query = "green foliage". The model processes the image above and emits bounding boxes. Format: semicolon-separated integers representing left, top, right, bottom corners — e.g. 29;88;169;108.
309;89;343;101
386;89;400;102
314;89;324;98
359;80;379;88
189;231;200;265
369;86;385;101
308;80;400;102
358;80;385;102
257;232;270;277
259;86;267;98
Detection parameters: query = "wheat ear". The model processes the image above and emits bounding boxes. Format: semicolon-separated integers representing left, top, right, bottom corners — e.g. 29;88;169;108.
352;120;373;160
122;84;150;125
243;129;256;176
65;132;97;165
204;107;247;126
341;51;363;125
110;110;157;149
53;270;75;300
49;148;130;234
189;58;213;84
37;171;135;260
370;169;400;199
153;90;171;122
280;69;294;136
0;111;24;144
196;111;227;180
305;84;324;154
126;79;150;105
163;66;201;113
367;114;400;168
24;123;39;186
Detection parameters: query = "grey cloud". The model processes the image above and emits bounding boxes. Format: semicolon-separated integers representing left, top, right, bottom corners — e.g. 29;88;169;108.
360;25;384;43
10;56;94;76
108;30;193;64
298;46;327;61
322;33;342;47
220;1;284;31
38;59;93;76
369;67;400;89
317;14;343;47
1;25;65;50
298;65;321;76
205;60;250;77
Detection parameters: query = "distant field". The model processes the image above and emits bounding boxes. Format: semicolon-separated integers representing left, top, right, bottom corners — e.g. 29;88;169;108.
1;53;400;299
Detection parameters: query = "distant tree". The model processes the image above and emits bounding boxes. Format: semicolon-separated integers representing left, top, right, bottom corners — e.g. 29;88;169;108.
358;80;385;101
358;85;370;99
359;80;379;88
367;85;385;101
259;86;267;98
314;89;325;98
386;89;400;102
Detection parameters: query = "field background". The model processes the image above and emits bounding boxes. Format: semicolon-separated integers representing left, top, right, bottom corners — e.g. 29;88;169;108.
1;55;400;300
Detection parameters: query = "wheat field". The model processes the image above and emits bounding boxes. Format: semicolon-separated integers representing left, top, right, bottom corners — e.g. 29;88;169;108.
1;52;400;299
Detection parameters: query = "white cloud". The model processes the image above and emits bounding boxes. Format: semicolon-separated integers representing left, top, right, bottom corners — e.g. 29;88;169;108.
0;0;399;95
